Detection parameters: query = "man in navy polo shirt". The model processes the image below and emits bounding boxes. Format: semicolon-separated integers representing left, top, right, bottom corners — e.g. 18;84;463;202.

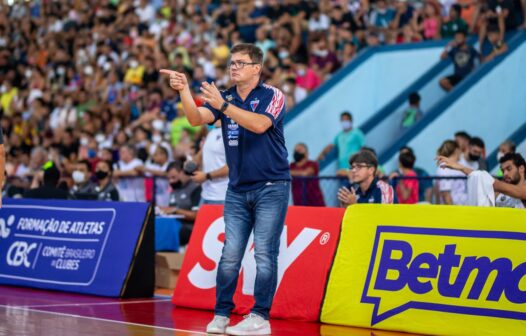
160;43;290;336
338;150;395;205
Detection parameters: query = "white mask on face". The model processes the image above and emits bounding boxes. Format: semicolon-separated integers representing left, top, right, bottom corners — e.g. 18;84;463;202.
497;151;505;161
129;60;138;68
278;50;289;59
341;120;352;131
80;137;89;146
152;134;162;143
72;170;86;184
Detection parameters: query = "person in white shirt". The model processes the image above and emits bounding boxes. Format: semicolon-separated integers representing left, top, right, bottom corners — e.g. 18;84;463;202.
191;120;229;204
142;145;170;206
437;152;526;209
435;140;468;205
113;145;145;202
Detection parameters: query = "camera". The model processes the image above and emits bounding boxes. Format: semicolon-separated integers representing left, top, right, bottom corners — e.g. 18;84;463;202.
183;161;198;176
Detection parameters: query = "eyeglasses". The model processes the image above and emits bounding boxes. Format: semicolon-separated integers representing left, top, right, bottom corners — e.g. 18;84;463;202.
227;60;260;69
349;163;372;171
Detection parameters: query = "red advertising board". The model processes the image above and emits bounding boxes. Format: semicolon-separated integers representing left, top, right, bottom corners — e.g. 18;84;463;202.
173;205;345;321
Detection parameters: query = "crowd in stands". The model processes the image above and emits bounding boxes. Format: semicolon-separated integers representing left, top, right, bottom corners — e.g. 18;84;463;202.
0;1;525;248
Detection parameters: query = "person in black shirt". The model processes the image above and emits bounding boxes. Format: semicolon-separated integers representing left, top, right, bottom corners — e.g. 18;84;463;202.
479;0;518;48
94;160;120;201
23;162;70;200
483;26;509;62
439;30;480;91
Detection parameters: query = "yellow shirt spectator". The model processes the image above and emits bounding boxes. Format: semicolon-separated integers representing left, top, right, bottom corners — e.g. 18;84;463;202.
0;87;18;117
124;62;145;86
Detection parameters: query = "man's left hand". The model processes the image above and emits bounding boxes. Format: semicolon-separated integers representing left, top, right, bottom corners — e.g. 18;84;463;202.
200;82;224;110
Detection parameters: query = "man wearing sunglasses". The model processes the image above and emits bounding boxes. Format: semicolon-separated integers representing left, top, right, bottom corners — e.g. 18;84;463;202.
338;150;395;205
160;43;290;336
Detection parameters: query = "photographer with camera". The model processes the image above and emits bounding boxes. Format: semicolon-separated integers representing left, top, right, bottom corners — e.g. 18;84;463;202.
158;157;201;246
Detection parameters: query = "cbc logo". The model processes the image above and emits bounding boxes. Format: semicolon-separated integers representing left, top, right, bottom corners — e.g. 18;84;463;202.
0;215;15;239
7;241;37;268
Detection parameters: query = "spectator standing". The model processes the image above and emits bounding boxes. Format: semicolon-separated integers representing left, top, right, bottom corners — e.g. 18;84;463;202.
318;112;365;176
290;143;325;206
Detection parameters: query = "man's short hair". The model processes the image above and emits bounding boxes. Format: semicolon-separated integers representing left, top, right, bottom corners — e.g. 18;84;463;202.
451;4;462;15
349;150;378;169
340;111;353;120
408;92;420;105
469;136;485;148
499;153;526;171
43;163;61;186
399;151;416;169
78;159;91;171
167;157;186;172
455;131;471;141
230;43;263;64
501;140;517;153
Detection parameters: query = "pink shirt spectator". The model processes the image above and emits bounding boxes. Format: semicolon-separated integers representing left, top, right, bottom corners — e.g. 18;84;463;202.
423;17;439;39
396;170;419;204
296;69;321;92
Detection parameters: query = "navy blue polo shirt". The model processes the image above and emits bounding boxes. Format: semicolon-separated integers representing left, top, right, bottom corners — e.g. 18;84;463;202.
344;177;395;204
204;83;290;192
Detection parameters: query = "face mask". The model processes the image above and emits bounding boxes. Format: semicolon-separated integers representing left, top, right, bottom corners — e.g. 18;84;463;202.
95;170;108;180
293;151;305;162
296;69;306;77
170;181;182;189
80;137;89;146
314;49;328;57
72;170;86;184
152;134;162;143
197;57;206;65
129;60;138;68
152;119;164;131
469;153;481;162
278;50;289;59
497;151;505;161
282;84;291;93
95;134;106;143
341;120;352;131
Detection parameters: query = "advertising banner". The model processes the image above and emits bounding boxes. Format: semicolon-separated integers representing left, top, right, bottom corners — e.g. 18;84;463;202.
173;205;345;321
321;204;526;336
0;199;153;297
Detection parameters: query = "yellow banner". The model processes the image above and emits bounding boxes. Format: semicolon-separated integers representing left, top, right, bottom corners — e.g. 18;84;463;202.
321;204;526;336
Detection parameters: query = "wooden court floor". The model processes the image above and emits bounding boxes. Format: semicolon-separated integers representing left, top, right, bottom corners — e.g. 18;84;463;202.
0;285;422;336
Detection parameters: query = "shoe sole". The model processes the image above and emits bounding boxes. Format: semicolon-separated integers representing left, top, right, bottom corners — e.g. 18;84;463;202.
225;327;271;335
206;327;227;334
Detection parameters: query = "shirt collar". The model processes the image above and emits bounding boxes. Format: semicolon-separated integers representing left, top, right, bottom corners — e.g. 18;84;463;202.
357;177;379;197
228;81;264;102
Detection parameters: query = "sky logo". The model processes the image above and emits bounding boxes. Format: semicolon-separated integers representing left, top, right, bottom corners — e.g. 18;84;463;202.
361;226;526;325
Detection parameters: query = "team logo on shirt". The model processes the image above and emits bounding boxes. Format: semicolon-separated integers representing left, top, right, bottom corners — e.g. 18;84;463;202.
226;94;233;102
250;98;259;112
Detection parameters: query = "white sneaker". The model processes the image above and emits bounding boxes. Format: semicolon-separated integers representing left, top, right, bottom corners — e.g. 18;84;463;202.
225;313;271;336
206;315;230;334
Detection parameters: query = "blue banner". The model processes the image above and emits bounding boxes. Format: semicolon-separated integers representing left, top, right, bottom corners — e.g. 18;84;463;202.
0;198;151;297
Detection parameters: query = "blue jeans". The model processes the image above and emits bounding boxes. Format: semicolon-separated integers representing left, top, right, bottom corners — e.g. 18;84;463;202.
215;181;290;320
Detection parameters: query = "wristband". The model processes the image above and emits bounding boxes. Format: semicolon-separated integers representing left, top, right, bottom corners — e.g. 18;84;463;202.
206;172;212;180
220;101;229;113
